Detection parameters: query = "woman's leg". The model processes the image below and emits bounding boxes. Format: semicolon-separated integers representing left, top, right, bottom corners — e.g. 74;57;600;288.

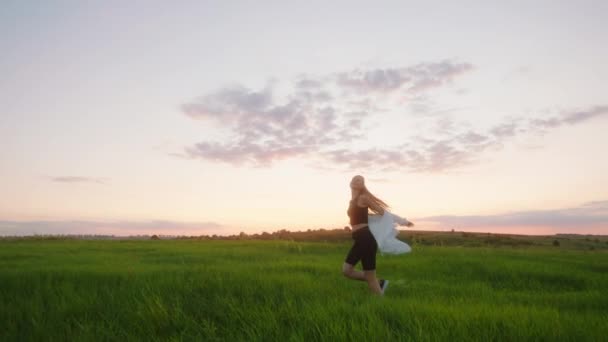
342;262;366;281
364;270;383;294
343;238;365;281
361;228;382;294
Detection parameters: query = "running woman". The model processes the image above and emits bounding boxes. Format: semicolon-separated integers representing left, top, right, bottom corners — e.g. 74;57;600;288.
342;175;413;295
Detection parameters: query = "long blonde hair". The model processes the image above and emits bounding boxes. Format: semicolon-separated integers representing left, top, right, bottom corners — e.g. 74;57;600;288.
361;184;390;215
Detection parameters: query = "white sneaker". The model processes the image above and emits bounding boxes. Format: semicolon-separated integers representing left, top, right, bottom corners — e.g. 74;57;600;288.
379;279;389;295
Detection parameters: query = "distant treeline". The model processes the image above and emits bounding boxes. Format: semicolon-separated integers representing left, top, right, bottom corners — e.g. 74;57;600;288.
3;228;607;250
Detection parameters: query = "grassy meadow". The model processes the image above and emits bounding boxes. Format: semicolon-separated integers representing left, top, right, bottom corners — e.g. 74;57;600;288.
1;235;608;341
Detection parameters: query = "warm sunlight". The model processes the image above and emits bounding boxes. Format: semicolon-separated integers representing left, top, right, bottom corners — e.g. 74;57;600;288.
1;1;607;237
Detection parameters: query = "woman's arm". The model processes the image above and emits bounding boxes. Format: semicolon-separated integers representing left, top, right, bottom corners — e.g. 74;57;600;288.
394;213;414;227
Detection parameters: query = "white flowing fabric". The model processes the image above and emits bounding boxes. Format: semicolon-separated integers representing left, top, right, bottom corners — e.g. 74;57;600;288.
368;211;412;255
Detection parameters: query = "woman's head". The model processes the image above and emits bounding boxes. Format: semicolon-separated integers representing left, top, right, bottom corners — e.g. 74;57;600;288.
350;175;365;190
350;175;390;214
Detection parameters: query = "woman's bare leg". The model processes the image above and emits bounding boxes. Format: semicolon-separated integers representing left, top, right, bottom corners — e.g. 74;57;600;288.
364;270;382;294
342;262;366;281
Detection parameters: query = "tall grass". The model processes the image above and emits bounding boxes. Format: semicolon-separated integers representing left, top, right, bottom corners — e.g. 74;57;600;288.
1;239;607;341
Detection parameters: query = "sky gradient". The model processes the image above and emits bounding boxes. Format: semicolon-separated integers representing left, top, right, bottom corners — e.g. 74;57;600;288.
2;0;607;236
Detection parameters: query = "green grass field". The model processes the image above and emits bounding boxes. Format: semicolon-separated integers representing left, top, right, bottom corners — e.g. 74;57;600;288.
1;238;607;341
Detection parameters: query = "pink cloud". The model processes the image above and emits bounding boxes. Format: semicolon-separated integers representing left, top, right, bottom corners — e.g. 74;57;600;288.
420;200;608;235
177;61;607;174
0;219;226;237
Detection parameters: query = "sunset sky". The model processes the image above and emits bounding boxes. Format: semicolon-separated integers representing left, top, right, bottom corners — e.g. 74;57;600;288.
2;1;607;236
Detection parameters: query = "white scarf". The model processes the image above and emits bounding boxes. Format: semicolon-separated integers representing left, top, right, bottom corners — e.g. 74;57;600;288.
368;211;412;255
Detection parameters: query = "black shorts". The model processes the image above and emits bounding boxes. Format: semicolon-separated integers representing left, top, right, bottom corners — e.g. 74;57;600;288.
344;226;378;271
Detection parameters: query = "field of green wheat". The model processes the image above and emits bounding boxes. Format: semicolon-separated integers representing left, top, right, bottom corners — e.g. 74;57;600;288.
1;238;607;341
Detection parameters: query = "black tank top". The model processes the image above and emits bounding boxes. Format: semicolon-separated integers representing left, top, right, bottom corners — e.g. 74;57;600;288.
348;194;368;225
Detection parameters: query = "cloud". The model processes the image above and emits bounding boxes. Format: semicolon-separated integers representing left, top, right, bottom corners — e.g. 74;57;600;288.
406;61;474;93
185;141;313;167
321;127;498;173
181;88;335;167
335;60;473;94
181;85;274;122
457;131;489;145
561;106;608;125
180;88;359;167
317;102;608;173
490;120;520;138
321;141;470;173
177;60;607;173
179;60;474;168
421;200;608;231
529;106;608;132
48;176;109;184
295;76;324;90
0;219;225;236
336;67;411;93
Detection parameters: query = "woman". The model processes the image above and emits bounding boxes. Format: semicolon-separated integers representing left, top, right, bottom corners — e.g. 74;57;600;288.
342;175;414;295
